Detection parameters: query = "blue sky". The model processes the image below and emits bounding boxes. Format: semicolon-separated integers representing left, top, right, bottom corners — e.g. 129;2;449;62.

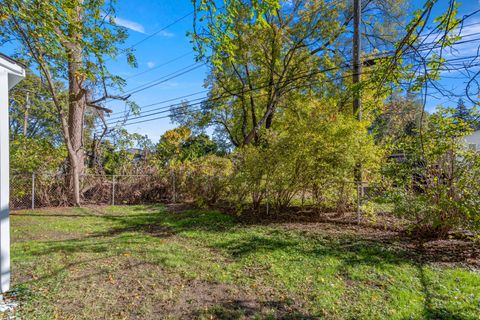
419;0;480;112
105;0;480;142
104;0;204;142
4;0;480;142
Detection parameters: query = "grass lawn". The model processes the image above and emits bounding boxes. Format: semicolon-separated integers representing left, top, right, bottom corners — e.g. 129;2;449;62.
5;205;480;319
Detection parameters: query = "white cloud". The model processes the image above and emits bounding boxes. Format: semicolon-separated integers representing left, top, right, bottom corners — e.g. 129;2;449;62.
159;81;179;89
416;19;480;62
147;61;156;68
114;17;146;34
158;30;175;38
112;17;174;37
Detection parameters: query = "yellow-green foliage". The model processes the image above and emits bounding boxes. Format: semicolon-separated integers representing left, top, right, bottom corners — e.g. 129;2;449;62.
169;98;383;213
11;137;66;173
384;106;480;233
231;100;382;212
170;155;233;206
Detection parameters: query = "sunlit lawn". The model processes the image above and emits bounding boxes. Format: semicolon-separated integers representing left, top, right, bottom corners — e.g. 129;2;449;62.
7;205;480;319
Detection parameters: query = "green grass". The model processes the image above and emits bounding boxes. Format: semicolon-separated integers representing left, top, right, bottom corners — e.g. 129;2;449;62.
7;205;480;319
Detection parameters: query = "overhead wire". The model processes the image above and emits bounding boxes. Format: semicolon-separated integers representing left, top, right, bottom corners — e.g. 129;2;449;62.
98;5;480;132
107;11;194;61
104;52;480;130
105;33;480;124
125;52;194;80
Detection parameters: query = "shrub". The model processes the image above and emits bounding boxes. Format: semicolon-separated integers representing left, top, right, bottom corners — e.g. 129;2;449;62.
384;107;480;236
172;155;233;206
229;102;381;214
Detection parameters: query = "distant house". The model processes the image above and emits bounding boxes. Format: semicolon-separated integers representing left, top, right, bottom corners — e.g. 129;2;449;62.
126;148;148;163
464;130;480;152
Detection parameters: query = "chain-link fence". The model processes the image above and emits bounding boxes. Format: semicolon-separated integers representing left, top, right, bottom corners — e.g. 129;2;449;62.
10;171;388;217
10;173;35;210
10;173;173;210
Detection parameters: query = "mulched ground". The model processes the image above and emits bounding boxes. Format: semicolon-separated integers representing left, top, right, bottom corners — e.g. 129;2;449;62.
211;204;480;270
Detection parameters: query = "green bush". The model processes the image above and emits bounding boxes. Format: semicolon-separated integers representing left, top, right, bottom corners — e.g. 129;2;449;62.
384;107;480;235
172;155;233;206
229;102;381;214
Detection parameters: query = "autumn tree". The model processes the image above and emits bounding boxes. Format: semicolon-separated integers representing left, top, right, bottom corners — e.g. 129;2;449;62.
0;0;136;205
186;0;409;147
156;127;219;166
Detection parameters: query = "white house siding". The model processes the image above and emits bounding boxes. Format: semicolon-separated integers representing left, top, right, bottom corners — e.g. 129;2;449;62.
0;54;25;293
464;130;480;152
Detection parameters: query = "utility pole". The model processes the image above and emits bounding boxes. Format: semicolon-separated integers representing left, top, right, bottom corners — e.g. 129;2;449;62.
353;0;363;220
23;92;30;136
353;0;361;121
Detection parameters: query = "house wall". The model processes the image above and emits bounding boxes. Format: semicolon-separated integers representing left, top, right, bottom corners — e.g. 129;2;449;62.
0;56;25;293
464;131;480;151
0;69;10;293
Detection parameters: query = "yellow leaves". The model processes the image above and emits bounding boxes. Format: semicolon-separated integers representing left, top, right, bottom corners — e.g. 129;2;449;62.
162;127;192;146
74;71;86;82
0;11;9;22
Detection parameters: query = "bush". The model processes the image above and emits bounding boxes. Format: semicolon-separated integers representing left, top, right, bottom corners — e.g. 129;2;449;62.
384;107;480;236
229;103;381;214
171;156;233;206
163;101;381;217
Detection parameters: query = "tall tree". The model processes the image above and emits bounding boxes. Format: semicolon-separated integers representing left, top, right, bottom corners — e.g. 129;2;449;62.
454;98;471;122
187;0;408;147
0;0;136;205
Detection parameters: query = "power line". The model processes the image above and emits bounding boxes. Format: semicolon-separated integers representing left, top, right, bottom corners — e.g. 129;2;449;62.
125;52;194;80
108;35;480;121
105;48;480;128
107;12;480;112
102;62;206;105
118;1;346;87
111;66;480;129
125;63;205;96
107;90;209;121
108;11;194;61
106;53;480;129
105;63;352;127
101;7;480;130
107;71;360;129
110;0;345;95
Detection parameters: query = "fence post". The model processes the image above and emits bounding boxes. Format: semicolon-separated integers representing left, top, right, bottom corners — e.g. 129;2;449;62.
266;187;269;216
31;172;35;210
111;175;116;206
356;181;362;224
171;171;176;203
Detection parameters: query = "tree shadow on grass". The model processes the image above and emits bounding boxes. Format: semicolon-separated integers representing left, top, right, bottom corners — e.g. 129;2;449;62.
12;206;478;319
193;299;319;320
414;263;476;320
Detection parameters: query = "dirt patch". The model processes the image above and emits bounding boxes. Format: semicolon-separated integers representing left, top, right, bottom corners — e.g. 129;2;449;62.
275;221;480;269
160;279;313;319
43;254;312;320
415;239;480;269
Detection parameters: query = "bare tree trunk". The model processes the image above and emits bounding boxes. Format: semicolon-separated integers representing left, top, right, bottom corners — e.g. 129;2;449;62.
66;1;85;206
8;0;87;206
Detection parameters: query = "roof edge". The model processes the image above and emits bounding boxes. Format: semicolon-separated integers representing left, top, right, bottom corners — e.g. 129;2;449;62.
0;53;27;70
